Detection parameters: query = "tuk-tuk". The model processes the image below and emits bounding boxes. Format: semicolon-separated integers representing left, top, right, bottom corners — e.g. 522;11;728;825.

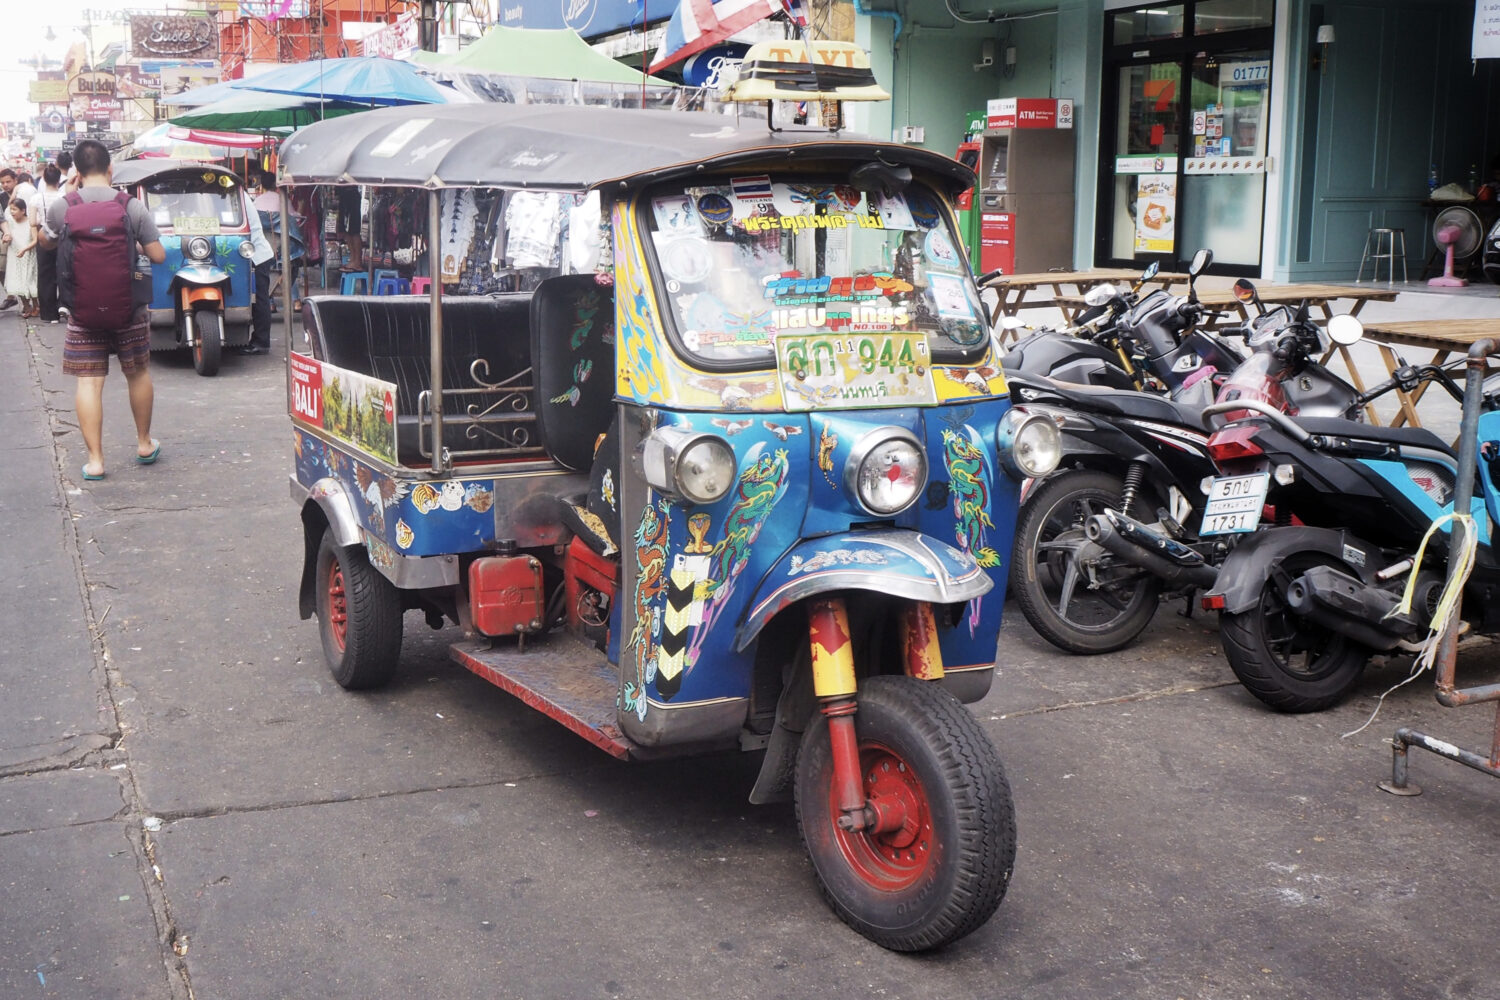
113;159;255;375
278;42;1061;951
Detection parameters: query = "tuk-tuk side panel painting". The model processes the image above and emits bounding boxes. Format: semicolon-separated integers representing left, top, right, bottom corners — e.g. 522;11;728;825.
293;427;497;558
619;414;803;725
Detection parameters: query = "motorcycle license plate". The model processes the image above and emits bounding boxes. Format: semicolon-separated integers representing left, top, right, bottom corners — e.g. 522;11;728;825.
1200;472;1270;536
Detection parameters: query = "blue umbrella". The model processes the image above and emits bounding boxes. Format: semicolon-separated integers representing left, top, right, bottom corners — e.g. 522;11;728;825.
161;57;454;107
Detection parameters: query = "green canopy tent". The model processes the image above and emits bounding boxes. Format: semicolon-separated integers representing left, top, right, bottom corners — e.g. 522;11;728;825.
167;93;371;132
414;26;675;97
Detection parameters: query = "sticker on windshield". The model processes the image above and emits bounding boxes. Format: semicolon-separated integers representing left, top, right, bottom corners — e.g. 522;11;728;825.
652;194;700;234
731;174;774;209
924;230;961;268
696;192;733;226
870;191;917;230
928;273;976;319
906;189;941;230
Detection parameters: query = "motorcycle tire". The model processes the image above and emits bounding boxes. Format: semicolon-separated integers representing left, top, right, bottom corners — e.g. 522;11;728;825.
1218;552;1371;713
794;675;1015;952
192;308;222;377
1012;468;1162;655
315;532;403;690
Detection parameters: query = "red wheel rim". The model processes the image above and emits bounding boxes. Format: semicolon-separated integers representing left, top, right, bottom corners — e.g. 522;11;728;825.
325;556;348;652
830;741;934;890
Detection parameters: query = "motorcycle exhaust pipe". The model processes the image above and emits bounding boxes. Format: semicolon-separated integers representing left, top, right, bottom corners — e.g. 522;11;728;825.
1084;512;1219;589
1283;565;1413;651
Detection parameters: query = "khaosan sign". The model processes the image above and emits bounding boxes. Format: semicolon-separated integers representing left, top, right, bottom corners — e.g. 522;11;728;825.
496;0;654;37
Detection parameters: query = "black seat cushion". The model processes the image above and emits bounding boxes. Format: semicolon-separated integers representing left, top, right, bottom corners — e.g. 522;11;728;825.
530;275;616;472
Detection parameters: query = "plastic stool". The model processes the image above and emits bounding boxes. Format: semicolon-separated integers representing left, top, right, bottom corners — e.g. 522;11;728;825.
1356;227;1407;284
410;277;432;295
372;268;400;288
375;276;409;295
340;272;369;295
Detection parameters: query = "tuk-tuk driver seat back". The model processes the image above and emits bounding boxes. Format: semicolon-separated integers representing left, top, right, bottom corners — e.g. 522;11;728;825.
531;274;616;473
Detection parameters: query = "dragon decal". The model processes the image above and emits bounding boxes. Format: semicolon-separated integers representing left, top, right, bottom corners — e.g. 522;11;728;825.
623;499;671;721
942;427;999;635
685;445;791;668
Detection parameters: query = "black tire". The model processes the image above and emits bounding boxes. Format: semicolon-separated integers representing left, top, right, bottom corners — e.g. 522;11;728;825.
192;308;222;377
794;675;1015;952
1219;552;1371;712
315;532;402;689
1011;469;1162;654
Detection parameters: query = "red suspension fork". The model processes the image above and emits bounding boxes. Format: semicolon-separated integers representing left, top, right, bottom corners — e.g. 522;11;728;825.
809;597;868;831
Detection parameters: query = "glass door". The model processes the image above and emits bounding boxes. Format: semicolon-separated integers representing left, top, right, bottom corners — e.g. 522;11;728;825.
1097;0;1273;275
1107;61;1183;261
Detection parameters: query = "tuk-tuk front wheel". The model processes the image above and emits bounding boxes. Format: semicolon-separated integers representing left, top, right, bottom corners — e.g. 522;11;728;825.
794;675;1015;951
190;308;222;377
315;533;402;689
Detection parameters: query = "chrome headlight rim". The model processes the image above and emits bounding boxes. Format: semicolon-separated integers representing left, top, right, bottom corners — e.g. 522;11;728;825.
186;236;212;261
635;425;736;507
238;240;255;259
843;426;928;517
997;407;1062;480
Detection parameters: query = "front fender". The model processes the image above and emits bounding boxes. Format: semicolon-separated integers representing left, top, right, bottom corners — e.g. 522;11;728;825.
734;529;991;653
1205;525;1380;615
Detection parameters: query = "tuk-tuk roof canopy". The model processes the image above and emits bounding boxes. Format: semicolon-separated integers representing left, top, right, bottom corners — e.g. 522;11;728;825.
276;103;975;195
112;159;242;188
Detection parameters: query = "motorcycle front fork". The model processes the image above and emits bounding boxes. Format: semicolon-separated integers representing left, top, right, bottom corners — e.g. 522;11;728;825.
807;597;944;833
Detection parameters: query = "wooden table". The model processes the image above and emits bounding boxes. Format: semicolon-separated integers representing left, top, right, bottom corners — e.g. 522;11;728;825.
1348;319;1500;428
981;268;1189;341
1052;281;1400;332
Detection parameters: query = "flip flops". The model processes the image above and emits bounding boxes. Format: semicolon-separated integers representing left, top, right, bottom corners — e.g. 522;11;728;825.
81;465;104;481
136;440;161;465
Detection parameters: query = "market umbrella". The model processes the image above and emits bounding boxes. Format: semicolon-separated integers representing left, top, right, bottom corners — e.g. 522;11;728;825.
161;57;455;107
125;123;265;160
168;92;368;131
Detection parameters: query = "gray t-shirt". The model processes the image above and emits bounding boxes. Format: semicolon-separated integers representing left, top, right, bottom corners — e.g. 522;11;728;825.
45;185;160;246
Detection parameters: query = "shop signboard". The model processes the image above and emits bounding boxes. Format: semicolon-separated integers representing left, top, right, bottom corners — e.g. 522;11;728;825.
986;98;1073;130
36;132;67;151
496;0;651;38
239;0;311;17
362;10;419;60
29;79;70;103
39;107;68;133
68;71;117;99
71;96;123;123
155;63;223;100
130;15;219;60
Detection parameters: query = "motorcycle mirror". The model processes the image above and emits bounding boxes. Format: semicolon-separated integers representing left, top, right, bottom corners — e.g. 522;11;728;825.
1189;248;1212;277
999;315;1027;331
1140;260;1160;282
1327;314;1364;346
1084;283;1120;308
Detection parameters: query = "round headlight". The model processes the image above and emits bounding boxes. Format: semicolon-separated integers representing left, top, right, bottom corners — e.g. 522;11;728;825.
238;240;255;259
845;427;926;516
997;408;1062;480
186;236;212;260
675;437;736;505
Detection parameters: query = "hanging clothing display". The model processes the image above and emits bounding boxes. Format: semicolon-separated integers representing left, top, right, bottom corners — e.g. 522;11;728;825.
504;191;562;270
440;189;478;283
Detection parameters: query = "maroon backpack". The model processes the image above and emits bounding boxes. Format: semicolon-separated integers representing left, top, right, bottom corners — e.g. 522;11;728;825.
57;191;145;332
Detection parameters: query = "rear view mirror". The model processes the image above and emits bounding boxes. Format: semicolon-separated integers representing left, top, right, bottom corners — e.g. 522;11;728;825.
1327;314;1364;346
1233;279;1258;303
1140;260;1160;281
1189;248;1212;276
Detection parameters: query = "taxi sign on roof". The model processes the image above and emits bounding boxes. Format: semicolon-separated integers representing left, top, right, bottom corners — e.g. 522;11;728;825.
725;40;890;104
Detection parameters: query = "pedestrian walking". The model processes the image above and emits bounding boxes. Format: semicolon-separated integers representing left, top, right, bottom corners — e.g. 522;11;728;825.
238;188;275;355
32;164;64;322
39;140;166;482
3;199;38;317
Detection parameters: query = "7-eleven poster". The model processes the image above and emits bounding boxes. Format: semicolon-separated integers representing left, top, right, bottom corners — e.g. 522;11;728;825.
1134;175;1177;253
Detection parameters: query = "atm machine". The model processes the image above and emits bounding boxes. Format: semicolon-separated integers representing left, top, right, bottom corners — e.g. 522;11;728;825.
974;98;1076;277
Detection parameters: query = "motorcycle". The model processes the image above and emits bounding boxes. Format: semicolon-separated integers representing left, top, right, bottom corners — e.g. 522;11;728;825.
112;159;255;376
1001;249;1242;398
1196;348;1479;712
1009;280;1367;654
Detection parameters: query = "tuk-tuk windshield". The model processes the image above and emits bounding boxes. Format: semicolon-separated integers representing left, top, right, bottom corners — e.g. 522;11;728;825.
643;176;988;369
141;173;244;231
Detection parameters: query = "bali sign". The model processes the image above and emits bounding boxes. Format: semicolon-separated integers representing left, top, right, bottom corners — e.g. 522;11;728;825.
130;16;219;60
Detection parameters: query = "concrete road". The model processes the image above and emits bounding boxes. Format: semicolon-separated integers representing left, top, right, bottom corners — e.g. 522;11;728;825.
2;302;1498;1000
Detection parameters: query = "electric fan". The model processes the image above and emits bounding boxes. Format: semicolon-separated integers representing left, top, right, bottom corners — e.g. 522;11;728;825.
1429;206;1483;288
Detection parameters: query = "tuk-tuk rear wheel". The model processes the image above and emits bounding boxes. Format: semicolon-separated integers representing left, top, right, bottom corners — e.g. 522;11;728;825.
315;533;402;690
794;675;1015;952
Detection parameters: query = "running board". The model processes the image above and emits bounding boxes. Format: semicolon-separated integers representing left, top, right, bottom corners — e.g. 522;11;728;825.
450;635;634;760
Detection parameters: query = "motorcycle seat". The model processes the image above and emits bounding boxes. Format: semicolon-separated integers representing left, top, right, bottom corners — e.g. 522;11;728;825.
1038;378;1202;426
1295;416;1453;456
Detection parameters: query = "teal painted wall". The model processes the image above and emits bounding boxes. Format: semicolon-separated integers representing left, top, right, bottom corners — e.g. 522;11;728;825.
1284;0;1499;280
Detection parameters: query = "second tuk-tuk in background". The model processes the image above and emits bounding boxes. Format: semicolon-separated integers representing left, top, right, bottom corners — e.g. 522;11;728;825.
112;159;256;375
